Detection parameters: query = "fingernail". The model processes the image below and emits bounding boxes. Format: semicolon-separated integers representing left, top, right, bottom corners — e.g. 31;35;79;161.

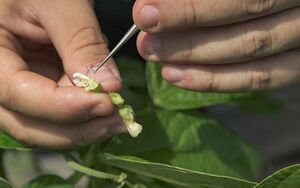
89;103;105;118
143;35;161;60
110;124;128;135
109;115;127;135
140;5;159;29
164;66;185;83
104;65;122;81
88;66;118;82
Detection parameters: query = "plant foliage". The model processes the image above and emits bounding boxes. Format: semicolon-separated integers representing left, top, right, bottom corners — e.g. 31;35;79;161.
0;58;298;188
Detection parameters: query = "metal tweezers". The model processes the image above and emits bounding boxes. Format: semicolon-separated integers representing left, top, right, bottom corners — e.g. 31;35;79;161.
92;24;139;73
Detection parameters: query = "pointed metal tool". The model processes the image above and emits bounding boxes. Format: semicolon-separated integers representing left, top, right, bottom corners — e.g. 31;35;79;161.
92;24;139;73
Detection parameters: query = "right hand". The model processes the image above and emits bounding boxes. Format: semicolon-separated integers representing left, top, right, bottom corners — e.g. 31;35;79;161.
0;0;126;148
133;0;300;92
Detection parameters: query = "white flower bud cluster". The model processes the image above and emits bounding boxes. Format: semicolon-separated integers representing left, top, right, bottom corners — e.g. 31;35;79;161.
116;101;143;138
73;73;103;93
73;73;143;138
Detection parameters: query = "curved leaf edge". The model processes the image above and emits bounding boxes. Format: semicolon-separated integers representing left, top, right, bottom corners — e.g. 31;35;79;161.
0;177;11;188
254;164;300;188
101;153;258;186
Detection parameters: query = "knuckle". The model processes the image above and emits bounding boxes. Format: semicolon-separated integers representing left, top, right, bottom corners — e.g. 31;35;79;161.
183;0;199;27
66;26;107;59
86;98;114;120
53;92;83;122
189;67;220;91
71;131;92;147
248;62;272;90
240;26;273;58
182;32;195;61
54;93;114;122
70;127;110;147
244;0;275;15
54;93;74;119
203;67;220;91
55;93;90;122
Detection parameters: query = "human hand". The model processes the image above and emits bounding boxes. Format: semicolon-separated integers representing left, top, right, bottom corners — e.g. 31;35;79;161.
133;0;300;91
0;0;125;148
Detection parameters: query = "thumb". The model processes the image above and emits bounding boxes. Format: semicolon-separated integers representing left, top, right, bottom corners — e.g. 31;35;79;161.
31;0;121;91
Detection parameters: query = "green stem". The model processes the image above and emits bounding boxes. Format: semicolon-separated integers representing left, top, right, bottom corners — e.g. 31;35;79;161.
64;152;126;183
82;144;99;167
66;144;99;185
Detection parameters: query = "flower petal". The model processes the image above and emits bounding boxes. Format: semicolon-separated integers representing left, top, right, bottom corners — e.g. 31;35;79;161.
125;121;143;138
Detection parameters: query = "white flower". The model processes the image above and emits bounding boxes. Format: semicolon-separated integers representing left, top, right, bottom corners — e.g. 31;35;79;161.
72;72;102;92
73;73;90;87
125;121;143;138
73;72;143;138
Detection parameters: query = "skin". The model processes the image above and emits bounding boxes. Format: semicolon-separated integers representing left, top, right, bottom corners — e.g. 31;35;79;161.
0;0;126;148
133;0;300;91
3;0;300;148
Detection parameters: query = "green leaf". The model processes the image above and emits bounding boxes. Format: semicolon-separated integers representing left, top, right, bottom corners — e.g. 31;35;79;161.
255;164;300;188
101;153;257;188
146;63;254;110
103;110;261;180
0;177;11;188
117;58;152;111
23;175;73;188
0;131;30;151
117;58;146;89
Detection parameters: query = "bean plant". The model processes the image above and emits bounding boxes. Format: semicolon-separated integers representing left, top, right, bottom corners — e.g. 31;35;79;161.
0;58;299;188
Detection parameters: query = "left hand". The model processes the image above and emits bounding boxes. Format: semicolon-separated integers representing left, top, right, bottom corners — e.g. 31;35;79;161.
0;0;125;148
133;0;300;91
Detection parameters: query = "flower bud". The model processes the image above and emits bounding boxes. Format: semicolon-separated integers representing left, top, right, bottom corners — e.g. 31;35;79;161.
72;73;103;93
119;105;135;122
109;92;124;106
73;72;143;138
85;78;103;93
125;121;143;138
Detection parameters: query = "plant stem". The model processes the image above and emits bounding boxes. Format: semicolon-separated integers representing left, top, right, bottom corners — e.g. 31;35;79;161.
63;152;126;183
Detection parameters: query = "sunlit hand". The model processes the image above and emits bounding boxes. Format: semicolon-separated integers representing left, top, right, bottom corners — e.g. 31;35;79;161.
0;0;125;148
133;0;300;91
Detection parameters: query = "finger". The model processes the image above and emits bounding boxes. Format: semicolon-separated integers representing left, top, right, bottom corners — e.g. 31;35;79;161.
0;105;126;148
0;46;114;123
0;0;50;43
30;0;121;92
57;73;115;89
57;74;74;87
137;8;300;64
162;48;300;92
133;0;300;32
0;26;116;123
